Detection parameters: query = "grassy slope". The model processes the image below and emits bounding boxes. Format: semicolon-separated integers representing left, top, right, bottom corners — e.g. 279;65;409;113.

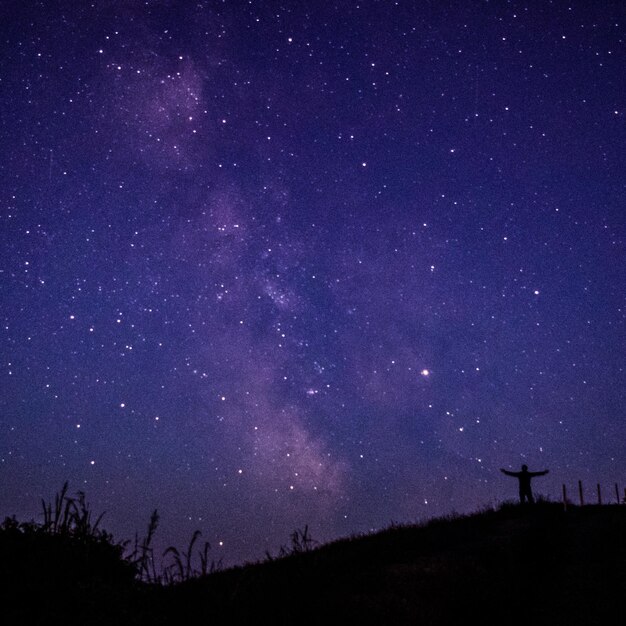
157;503;625;625
3;502;624;625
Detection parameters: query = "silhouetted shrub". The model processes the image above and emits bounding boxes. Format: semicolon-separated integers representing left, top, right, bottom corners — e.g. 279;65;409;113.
0;484;139;625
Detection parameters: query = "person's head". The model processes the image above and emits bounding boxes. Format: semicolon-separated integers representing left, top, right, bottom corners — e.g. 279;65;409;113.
521;464;528;471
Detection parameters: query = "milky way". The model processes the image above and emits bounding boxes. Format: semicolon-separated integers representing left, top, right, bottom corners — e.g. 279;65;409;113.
1;1;624;565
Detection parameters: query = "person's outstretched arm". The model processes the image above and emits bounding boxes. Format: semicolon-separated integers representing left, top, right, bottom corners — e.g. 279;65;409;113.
500;468;516;477
530;469;549;477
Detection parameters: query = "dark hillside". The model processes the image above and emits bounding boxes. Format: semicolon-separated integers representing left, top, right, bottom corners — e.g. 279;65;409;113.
159;503;625;625
2;502;624;625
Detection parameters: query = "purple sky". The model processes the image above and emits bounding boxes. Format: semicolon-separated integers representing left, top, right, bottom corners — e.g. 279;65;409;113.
1;0;624;565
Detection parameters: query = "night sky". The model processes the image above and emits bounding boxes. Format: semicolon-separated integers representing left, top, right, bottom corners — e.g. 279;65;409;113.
1;1;624;566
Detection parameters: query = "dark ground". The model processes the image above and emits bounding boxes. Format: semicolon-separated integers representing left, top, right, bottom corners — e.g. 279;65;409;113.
3;502;625;625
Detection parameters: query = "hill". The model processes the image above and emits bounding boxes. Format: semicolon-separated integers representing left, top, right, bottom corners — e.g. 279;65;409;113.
159;502;625;625
3;501;625;625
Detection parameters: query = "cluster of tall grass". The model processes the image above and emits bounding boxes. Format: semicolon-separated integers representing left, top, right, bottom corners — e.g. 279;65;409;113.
133;511;221;584
0;482;222;587
264;523;316;561
1;482;136;589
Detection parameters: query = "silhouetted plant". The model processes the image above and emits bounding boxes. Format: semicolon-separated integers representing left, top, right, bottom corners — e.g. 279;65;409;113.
41;480;71;533
267;524;317;560
2;483;137;588
39;481;109;543
163;530;221;583
131;509;160;583
164;530;198;582
290;524;315;553
198;537;220;576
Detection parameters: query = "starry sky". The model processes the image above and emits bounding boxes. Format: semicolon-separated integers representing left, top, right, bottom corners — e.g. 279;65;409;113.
1;0;624;566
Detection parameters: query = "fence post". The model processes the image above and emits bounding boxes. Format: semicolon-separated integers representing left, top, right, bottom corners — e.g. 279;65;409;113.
597;483;602;505
616;483;620;505
578;480;584;506
562;484;567;512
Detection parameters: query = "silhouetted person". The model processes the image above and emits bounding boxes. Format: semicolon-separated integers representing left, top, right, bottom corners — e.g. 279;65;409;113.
500;465;549;504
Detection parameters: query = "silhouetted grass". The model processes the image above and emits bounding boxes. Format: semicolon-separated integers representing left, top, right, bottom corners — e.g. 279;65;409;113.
162;501;626;626
130;508;160;583
1;483;138;625
265;523;316;560
2;486;625;625
162;529;220;583
0;483;218;623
